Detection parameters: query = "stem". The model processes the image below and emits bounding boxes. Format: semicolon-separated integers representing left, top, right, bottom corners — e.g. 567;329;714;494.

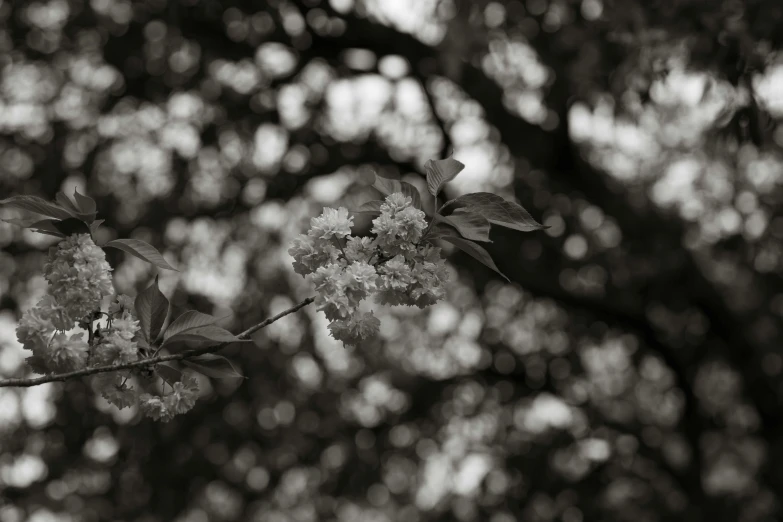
0;296;316;388
86;316;95;366
334;236;348;258
420;193;440;242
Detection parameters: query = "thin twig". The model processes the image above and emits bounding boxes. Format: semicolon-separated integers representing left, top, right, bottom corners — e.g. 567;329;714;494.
334;236;348;258
0;296;316;388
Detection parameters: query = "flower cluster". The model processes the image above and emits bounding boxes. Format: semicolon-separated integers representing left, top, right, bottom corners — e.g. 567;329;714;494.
138;376;200;422
14;233;198;423
288;192;450;346
91;294;199;421
16;234;114;375
43;233;114;322
92;300;141;367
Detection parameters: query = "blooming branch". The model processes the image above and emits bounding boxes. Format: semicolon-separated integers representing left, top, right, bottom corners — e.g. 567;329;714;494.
1;159;544;420
0;296;315;388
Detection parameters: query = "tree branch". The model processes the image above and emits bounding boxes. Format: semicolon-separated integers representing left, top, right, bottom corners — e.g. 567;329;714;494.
0;297;316;388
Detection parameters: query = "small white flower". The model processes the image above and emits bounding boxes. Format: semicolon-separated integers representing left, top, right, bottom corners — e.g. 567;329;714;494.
311;264;353;320
164;376;199;415
45;332;89;373
307;207;353;240
380;192;412;215
345;236;375;263
94;373;137;410
328;312;381;347
139;393;171;421
288;234;340;276
343;261;378;303
109;294;135;317
371;195;427;256
45;234;114;321
378;255;413;290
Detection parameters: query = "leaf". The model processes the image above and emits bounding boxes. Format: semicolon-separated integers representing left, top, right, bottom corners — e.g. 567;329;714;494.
184;354;245;379
55;192;81;214
440;235;510;282
349;200;384;214
0;195;75;220
30;229;67;239
133;333;150;352
164;325;250;347
163;310;222;341
26;219;66;238
51;217;91;237
442;192;546;232
104;238;178;271
56;190;97;223
156;363;182;385
2;217;40;228
73;188;97;220
372;173;423;210
135;276;169;344
89;219;104;236
435;209;492;242
5;216;92;239
426;222;459;240
425;157;465;197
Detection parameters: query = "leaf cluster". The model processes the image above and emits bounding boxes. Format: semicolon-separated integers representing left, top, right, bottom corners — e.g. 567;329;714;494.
1;191;177;271
134;277;248;382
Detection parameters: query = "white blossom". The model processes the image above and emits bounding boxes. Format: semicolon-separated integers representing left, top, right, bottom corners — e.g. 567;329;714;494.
109;294;135;317
164;376;199;416
345;236;375;263
328;312;381;347
307;207;353;240
371;194;427;256
139;393;170;421
93;307;140;366
288;234;340;276
94;373;137;410
44;234;114;321
45;332;89;373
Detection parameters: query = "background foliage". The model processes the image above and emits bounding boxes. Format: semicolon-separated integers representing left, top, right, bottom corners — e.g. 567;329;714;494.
2;0;783;520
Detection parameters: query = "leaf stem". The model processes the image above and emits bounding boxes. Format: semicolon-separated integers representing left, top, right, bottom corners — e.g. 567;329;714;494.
0;296;316;388
334;236;348;258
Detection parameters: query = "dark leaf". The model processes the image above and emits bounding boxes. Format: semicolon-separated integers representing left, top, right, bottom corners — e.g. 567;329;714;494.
184;354;245;379
442;192;546;232
51;218;91;237
31;229;68;239
164;325;250;347
73;188;97;220
56;192;81;214
372;173;423;210
135;276;169;344
426;222;460;240
133;333;150;352
156;363;182;385
440;235;510;282
0;195;74;220
163;310;222;341
25;219;66;238
104;238;178;271
434;209;492;242
425;157;465;197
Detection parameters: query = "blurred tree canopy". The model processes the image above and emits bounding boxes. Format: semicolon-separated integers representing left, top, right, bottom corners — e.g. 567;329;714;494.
2;0;783;520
